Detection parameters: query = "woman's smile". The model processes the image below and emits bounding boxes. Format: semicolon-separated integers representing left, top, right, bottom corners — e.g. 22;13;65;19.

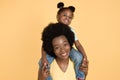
52;35;71;59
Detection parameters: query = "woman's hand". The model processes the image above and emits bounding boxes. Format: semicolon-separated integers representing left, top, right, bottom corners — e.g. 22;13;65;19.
42;57;49;67
38;63;50;80
79;58;89;76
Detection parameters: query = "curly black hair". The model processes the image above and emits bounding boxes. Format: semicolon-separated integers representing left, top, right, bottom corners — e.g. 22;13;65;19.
57;2;75;15
42;23;75;57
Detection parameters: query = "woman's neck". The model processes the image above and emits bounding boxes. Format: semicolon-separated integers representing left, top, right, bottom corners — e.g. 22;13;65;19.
55;58;69;72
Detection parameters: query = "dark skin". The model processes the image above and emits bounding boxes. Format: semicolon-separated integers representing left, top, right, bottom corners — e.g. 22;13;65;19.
38;63;50;80
39;35;75;80
56;9;89;76
74;40;89;76
41;9;89;78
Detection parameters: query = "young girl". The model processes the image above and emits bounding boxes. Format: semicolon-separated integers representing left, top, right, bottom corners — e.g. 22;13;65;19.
38;23;83;80
40;2;88;80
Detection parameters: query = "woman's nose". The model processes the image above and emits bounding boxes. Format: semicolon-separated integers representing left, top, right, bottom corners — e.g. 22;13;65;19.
60;47;65;52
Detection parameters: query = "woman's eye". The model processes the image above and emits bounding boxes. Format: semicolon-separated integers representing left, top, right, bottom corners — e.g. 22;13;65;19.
54;47;59;50
64;43;68;46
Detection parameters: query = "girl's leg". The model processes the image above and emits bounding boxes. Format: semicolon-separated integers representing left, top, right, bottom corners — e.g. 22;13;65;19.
38;53;54;68
46;76;52;80
69;48;85;80
38;54;54;80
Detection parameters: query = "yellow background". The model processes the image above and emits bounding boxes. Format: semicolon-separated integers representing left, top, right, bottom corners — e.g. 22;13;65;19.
0;0;120;80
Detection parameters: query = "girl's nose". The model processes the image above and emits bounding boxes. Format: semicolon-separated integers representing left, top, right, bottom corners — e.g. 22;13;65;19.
66;16;69;19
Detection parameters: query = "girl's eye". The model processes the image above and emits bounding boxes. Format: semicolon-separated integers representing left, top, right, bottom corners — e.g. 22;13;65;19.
63;14;73;19
63;14;67;17
69;16;73;19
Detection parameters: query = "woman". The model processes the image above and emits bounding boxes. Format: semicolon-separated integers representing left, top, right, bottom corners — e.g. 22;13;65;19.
38;23;83;80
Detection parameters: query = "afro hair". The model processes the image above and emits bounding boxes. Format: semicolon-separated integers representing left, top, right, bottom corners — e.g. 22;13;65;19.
42;23;75;57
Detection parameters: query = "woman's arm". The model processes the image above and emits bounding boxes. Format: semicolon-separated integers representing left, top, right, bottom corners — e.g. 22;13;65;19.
38;63;50;80
38;69;44;80
41;47;48;65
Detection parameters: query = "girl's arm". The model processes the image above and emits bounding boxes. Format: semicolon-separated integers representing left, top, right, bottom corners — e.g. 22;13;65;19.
74;40;89;76
71;28;87;58
74;40;87;58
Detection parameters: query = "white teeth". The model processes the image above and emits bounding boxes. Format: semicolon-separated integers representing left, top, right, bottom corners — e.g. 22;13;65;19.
65;20;68;23
64;19;68;23
61;53;67;56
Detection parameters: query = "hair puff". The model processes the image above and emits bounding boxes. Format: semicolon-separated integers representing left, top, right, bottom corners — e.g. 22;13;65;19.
57;2;64;9
68;6;75;12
